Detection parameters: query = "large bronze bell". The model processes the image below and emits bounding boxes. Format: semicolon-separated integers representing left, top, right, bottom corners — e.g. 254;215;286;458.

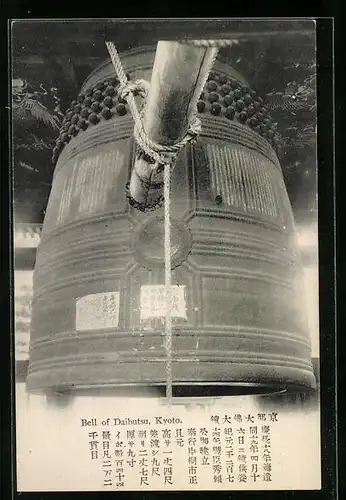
27;46;316;396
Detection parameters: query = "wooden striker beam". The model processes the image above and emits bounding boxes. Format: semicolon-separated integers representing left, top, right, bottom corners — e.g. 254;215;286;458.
127;41;218;210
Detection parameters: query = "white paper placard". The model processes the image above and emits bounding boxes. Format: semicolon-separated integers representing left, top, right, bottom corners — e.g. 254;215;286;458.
140;285;187;320
76;292;120;331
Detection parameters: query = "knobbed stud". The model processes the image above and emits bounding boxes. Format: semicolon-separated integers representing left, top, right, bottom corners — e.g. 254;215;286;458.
104;85;115;96
197;100;206;112
103;96;114;108
208;92;219;103
68;125;78;136
244;93;252;105
225;106;235;119
247;105;256;117
88;112;99;124
90;101;101;113
52;78;131;163
210;102;222;115
207;80;218;91
235;99;245;111
93;90;103;101
239;110;248;122
52;71;279;167
77;118;88;130
80;107;90;118
116;103;127;116
83;97;92;107
223;95;234;107
101;108;113;119
220;84;231;96
218;74;228;85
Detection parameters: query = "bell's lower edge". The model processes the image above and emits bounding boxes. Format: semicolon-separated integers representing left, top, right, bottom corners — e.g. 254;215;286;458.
26;360;316;395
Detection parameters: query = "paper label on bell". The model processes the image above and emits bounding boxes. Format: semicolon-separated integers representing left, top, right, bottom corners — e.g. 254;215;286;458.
140;285;187;320
76;291;120;331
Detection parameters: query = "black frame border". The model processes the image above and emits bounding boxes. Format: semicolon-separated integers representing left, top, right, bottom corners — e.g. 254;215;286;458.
1;15;338;500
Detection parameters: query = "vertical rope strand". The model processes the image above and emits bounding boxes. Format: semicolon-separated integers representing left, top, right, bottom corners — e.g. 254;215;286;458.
105;40;224;402
164;162;173;400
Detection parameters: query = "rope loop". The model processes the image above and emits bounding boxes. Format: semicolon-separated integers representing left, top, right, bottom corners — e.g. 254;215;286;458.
119;78;150;100
133;116;202;169
181;39;239;48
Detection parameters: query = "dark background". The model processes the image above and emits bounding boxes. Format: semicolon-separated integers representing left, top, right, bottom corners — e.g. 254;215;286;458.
4;18;337;500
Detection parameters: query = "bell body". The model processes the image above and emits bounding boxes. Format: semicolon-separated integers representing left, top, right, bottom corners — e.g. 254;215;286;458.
27;47;316;394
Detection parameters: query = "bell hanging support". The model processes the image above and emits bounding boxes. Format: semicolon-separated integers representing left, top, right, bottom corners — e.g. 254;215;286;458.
107;41;218;212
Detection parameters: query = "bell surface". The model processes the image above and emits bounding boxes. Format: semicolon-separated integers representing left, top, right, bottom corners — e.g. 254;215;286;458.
27;47;316;396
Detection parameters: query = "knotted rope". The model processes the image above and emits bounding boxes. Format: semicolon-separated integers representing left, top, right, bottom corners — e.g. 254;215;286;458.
106;41;201;170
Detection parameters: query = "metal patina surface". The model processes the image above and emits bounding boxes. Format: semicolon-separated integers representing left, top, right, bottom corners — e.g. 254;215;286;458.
27;47;316;396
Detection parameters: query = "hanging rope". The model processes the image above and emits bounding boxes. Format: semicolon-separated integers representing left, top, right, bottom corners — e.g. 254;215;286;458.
164;161;173;400
105;39;235;400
